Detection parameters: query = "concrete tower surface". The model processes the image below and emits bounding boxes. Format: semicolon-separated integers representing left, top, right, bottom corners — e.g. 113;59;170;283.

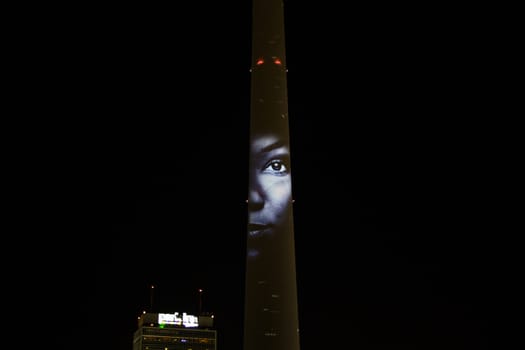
243;1;300;350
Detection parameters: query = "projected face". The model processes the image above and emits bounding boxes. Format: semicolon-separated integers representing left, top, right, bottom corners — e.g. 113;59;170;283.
247;133;292;258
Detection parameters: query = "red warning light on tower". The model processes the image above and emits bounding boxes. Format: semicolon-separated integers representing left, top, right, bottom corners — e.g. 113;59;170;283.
256;58;264;65
273;57;282;65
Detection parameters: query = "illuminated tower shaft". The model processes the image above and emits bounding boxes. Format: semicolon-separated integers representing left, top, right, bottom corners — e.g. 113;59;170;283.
244;1;300;350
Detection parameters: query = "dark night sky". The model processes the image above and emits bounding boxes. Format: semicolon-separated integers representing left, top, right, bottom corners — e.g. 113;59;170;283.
16;1;498;349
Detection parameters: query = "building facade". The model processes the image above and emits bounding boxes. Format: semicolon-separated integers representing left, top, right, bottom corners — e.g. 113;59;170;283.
133;312;216;350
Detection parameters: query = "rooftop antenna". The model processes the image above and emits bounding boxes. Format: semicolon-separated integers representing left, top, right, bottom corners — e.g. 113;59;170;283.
149;284;155;312
198;288;203;315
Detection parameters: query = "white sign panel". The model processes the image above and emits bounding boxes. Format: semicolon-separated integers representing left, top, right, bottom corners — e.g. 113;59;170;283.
158;312;199;328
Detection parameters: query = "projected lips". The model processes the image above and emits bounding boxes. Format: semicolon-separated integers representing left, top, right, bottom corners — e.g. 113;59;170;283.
248;223;273;237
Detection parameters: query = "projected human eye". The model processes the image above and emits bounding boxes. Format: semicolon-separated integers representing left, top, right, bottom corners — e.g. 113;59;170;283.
263;159;289;176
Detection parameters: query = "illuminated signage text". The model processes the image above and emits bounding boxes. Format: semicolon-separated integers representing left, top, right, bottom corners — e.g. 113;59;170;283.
158;312;199;328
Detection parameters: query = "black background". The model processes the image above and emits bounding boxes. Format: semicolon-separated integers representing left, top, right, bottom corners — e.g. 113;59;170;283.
11;1;500;349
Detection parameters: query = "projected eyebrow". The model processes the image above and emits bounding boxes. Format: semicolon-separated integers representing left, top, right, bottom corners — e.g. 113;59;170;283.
260;139;287;153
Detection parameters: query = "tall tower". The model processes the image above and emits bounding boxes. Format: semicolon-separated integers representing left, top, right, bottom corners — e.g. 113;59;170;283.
244;1;300;350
